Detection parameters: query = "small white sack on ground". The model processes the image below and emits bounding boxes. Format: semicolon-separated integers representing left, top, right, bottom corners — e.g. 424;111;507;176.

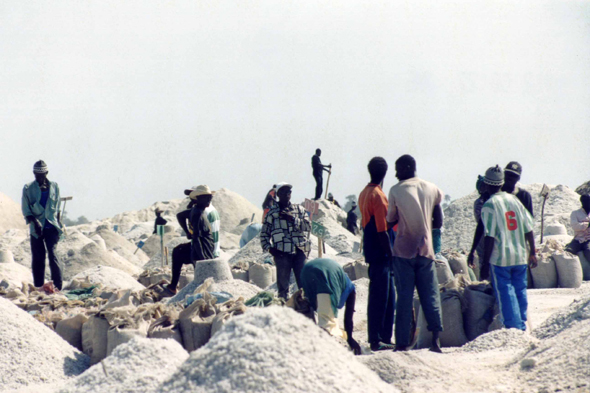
179;292;217;352
553;251;583;288
56;314;89;351
463;286;495;341
193;258;233;287
530;255;558;288
82;315;111;365
248;263;275;288
106;321;149;357
416;289;467;348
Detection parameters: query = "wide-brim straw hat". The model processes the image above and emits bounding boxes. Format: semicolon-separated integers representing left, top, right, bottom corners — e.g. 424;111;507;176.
189;185;215;200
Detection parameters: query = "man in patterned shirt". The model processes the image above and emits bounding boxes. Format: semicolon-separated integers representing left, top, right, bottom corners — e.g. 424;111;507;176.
481;165;537;331
261;182;311;300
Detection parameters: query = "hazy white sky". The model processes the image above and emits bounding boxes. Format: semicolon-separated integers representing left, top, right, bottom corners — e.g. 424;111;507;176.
1;0;589;221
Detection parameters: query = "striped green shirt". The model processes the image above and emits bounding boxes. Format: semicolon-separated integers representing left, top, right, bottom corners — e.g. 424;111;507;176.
481;192;534;267
205;205;221;257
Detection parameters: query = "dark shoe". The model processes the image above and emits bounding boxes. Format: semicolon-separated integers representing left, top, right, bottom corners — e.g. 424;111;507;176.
160;284;177;298
394;345;410;352
370;342;396;351
429;336;442;353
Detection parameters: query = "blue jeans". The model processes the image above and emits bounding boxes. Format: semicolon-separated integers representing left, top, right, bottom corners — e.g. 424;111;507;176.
367;257;396;345
491;264;528;330
393;256;442;346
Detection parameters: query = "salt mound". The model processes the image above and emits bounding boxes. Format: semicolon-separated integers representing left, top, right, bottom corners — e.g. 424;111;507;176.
58;337;188;393
144;237;189;270
228;236;267;266
515;294;590;391
443;184;581;250
140;233;178;258
359;351;448;386
61;241;142;279
94;229;149;266
459;329;539;353
0;297;89;391
532;293;590;340
0;260;32;287
157;307;393;393
209;280;260;300
0;191;27;234
67;266;145;291
211;188;263;234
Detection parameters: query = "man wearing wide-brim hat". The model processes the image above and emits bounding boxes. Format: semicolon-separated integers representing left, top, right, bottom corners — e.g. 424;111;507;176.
165;185;220;296
21;160;64;290
260;182;311;300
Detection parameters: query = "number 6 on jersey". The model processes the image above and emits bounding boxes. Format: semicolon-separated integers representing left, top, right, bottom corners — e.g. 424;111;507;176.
505;211;518;231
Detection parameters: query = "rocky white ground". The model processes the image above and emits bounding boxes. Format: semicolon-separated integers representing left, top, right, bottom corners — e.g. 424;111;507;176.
0;186;589;393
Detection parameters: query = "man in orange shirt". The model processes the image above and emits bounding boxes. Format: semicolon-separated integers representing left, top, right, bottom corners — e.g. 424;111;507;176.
358;157;396;352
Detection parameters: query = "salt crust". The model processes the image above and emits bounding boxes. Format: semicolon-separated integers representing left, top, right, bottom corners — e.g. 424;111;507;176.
58;337;188;393
68;266;145;291
157;306;395;393
0;297;89;392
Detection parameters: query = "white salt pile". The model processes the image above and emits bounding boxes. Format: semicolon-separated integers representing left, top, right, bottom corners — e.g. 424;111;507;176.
514;294;590;391
157;306;394;393
443;184;581;250
144;237;188;270
0;297;89;392
93;228;149;267
67;266;145;291
58;337;188;393
458;328;539;353
0;191;27;234
0;257;32;287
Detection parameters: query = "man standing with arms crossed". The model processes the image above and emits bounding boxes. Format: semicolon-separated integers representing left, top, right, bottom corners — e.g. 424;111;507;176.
387;154;443;352
358;157;396;352
22;160;64;290
481;165;537;331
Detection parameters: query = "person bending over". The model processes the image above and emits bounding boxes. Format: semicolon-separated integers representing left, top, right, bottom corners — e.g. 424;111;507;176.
300;258;361;355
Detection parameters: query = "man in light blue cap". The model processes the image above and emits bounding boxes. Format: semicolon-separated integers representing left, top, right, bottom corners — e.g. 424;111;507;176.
21;160;63;290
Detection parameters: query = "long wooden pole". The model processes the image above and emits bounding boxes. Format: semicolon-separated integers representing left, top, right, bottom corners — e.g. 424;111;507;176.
324;169;332;200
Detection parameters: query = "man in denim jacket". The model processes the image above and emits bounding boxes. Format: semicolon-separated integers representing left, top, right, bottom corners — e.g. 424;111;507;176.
21;160;63;290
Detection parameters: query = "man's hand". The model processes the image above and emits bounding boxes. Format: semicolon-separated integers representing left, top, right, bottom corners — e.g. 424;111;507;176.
528;253;538;269
467;251;476;269
33;220;43;237
279;212;295;222
347;337;362;355
268;248;278;257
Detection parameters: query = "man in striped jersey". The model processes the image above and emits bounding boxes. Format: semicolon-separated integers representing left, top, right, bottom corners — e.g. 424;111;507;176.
481;166;537;331
164;185;220;295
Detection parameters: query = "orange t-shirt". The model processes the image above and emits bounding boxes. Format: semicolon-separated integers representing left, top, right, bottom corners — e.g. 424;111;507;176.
358;184;389;233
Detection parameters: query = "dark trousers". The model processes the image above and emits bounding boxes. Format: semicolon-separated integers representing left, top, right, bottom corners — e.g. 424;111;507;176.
393;256;442;346
367;258;396;345
314;173;323;200
30;226;62;290
170;242;193;289
566;239;590;263
273;248;306;300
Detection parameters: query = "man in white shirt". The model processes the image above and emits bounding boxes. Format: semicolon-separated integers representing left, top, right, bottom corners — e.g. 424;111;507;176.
565;194;590;263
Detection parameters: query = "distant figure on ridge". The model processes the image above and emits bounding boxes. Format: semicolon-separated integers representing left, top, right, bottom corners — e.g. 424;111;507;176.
164;185;220;296
153;207;168;234
387;154;443;352
346;201;359;235
358;157;396;351
565;194;590;263
327;193;341;208
480;165;537;331
260;182;311;300
312;148;331;200
21;160;64;290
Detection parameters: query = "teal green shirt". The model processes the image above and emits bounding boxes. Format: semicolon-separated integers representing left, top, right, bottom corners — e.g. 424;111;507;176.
21;180;62;238
300;258;355;317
